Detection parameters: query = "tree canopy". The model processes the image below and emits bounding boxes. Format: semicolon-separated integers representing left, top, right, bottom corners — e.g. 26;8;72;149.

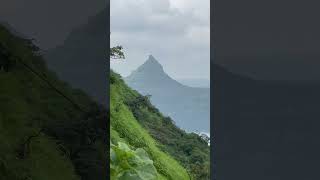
110;46;125;59
110;32;125;59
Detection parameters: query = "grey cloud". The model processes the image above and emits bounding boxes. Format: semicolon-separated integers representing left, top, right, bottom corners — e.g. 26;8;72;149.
111;0;210;79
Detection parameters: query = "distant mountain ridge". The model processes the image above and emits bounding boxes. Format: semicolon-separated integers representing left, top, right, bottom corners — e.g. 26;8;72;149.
125;55;210;133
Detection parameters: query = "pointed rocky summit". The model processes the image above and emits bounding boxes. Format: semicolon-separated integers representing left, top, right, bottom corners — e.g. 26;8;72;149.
126;55;171;86
135;55;165;74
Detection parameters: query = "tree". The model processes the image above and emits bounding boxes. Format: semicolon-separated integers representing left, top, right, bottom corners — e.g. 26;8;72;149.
110;46;125;59
110;33;125;59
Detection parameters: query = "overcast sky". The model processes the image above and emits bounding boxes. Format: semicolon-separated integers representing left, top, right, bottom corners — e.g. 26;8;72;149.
110;0;210;80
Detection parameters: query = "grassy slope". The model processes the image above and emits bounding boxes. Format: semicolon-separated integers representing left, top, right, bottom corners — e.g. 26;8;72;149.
110;72;190;180
0;25;106;180
0;25;79;180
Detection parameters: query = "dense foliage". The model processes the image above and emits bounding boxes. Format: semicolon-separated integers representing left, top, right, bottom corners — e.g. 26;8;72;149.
110;46;125;60
126;96;210;179
110;71;210;179
110;142;157;180
0;24;108;180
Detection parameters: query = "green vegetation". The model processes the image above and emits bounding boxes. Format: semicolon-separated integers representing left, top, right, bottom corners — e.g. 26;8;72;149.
110;72;189;180
0;24;107;180
110;71;210;179
110;141;157;180
0;22;209;180
110;46;125;59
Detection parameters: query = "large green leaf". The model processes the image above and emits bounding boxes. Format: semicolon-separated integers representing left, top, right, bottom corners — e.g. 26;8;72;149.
110;142;158;180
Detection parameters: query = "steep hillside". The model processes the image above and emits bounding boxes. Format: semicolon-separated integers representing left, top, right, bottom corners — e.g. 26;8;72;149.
0;24;107;180
125;55;210;133
110;71;210;179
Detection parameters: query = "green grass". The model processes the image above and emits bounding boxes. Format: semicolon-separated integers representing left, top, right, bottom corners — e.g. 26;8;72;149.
110;72;190;180
0;68;80;180
0;24;106;180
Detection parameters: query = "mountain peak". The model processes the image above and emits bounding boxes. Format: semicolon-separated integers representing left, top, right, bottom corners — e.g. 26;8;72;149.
148;54;156;61
126;55;175;84
144;54;162;67
135;55;164;73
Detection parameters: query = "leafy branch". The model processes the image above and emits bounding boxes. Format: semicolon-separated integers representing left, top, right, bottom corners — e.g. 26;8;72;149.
110;142;158;180
110;32;125;59
110;46;125;59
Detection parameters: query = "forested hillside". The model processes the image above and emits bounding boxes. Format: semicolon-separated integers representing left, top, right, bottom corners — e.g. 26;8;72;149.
110;71;210;179
0;24;107;180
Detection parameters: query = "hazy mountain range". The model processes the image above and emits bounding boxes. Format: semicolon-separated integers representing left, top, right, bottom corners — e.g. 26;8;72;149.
125;55;210;133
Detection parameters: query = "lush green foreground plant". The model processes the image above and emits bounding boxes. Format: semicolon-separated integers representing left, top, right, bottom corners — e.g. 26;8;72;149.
110;142;157;180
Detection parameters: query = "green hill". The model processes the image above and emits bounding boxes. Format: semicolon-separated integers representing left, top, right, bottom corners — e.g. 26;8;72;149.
0;24;107;180
0;21;210;180
110;71;210;179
